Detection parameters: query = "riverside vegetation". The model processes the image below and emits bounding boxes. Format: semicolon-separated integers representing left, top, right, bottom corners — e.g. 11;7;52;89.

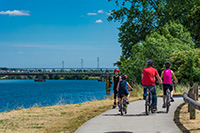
0;84;187;133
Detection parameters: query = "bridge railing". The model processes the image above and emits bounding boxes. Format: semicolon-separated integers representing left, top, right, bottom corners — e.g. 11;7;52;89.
183;84;199;119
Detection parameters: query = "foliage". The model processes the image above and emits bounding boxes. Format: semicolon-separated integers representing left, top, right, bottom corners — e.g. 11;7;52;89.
164;0;200;48
115;21;195;83
108;0;200;57
169;49;200;85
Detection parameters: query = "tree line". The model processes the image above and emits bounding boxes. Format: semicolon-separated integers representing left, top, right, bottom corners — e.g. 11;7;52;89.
108;0;200;85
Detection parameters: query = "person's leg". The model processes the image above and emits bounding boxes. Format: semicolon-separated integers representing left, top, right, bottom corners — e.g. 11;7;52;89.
170;84;174;102
143;85;148;100
118;97;122;111
118;98;121;106
126;93;130;104
126;93;130;99
163;84;167;108
113;90;117;108
151;86;157;109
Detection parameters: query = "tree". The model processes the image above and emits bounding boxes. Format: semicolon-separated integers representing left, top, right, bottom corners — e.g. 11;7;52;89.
108;0;200;58
164;0;200;48
169;49;200;85
115;21;194;83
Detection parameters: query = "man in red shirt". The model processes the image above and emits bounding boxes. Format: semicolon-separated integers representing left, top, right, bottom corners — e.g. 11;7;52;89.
142;60;162;111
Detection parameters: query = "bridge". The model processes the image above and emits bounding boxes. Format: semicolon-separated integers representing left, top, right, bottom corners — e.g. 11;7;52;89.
0;67;115;81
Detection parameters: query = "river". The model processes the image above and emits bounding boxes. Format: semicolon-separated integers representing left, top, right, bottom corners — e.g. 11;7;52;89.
0;80;110;112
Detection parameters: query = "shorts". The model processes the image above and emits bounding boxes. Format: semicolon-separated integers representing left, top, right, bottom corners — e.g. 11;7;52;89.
118;89;129;98
113;89;118;99
163;84;173;95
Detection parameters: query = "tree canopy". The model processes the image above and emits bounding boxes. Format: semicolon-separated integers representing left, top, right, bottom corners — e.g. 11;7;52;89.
115;21;196;83
108;0;200;58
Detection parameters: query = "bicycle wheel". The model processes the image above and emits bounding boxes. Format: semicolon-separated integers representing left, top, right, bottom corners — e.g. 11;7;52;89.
120;100;123;115
145;95;150;115
166;91;170;113
149;93;155;114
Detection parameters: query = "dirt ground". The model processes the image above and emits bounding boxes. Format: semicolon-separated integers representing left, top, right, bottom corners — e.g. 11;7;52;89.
175;99;200;133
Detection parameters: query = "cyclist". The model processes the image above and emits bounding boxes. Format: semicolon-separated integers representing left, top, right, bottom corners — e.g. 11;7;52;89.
142;60;162;111
109;69;120;109
161;61;178;108
117;74;133;111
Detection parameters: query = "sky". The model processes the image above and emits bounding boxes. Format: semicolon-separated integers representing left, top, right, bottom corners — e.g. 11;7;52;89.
0;0;121;68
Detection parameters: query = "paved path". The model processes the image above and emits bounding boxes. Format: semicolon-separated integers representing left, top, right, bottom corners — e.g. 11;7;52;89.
76;96;183;133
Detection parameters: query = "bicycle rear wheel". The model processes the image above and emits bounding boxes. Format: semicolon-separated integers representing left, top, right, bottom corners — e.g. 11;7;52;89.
166;92;170;113
123;100;127;114
120;100;123;115
145;95;150;115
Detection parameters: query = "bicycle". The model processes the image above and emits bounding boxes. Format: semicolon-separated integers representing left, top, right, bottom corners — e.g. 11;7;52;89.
165;88;171;113
119;94;127;115
145;87;155;115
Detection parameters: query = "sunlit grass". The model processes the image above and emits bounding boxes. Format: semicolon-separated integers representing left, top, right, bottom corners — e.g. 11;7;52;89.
0;84;188;133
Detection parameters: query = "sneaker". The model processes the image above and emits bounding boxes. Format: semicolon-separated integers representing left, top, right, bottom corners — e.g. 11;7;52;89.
162;104;166;108
153;107;158;112
171;97;174;102
143;96;146;100
113;103;116;109
126;99;129;104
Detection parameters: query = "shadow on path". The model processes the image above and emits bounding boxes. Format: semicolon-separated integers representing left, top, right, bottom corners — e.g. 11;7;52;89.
102;113;146;117
173;102;190;133
105;131;133;133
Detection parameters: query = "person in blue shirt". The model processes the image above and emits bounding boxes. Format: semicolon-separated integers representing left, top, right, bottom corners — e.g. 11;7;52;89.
117;74;133;110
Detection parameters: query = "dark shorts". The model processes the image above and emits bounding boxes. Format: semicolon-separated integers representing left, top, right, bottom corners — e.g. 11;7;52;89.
118;89;129;99
113;89;118;99
163;84;173;95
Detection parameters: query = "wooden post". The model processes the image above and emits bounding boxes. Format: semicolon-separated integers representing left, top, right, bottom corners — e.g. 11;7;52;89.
190;87;196;119
194;84;199;101
188;88;192;112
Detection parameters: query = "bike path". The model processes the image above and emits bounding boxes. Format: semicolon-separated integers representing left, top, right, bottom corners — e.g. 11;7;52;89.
76;97;183;133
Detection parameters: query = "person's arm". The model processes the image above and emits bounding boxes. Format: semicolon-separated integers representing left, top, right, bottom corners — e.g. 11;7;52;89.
161;71;164;80
156;74;162;85
127;82;133;91
119;76;122;81
116;82;119;91
172;71;178;83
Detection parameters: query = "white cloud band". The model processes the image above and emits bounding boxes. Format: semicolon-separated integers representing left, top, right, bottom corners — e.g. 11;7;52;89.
0;10;30;16
87;13;97;16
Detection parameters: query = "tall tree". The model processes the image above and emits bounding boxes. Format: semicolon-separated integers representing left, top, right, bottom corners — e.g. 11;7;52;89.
108;0;200;58
115;21;194;83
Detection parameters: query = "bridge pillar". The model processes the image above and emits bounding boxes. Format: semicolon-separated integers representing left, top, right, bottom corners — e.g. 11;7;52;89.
35;75;46;82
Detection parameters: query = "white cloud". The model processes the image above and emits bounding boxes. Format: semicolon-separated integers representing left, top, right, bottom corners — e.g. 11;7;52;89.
18;51;23;54
95;19;103;23
98;10;104;13
87;13;97;16
0;10;30;16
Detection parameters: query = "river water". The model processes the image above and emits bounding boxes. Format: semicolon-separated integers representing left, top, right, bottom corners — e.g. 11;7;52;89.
0;80;109;112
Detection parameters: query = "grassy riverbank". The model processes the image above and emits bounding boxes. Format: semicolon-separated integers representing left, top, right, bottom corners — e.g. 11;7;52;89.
0;84;187;133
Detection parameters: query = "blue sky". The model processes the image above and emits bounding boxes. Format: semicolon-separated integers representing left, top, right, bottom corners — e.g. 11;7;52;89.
0;0;121;68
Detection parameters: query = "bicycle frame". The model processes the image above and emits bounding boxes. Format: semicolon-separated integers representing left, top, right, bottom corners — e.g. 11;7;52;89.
120;95;127;115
